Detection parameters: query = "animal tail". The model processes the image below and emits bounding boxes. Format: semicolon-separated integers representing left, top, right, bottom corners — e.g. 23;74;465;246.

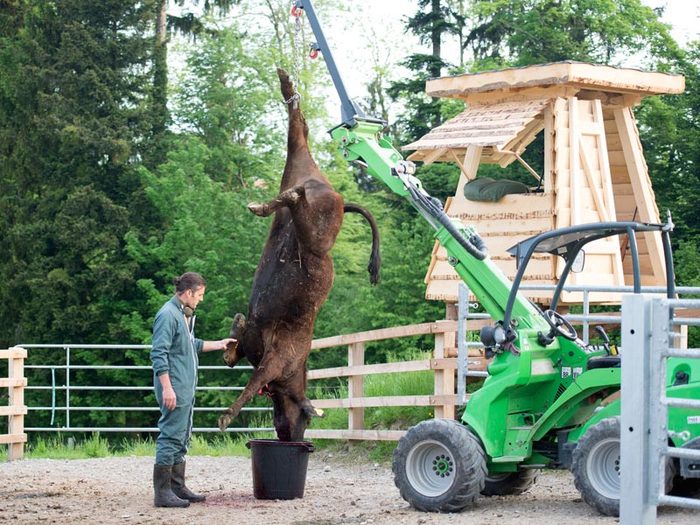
344;203;381;285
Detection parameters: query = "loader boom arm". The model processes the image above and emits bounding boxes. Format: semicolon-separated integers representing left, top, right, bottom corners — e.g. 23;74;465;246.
293;0;546;329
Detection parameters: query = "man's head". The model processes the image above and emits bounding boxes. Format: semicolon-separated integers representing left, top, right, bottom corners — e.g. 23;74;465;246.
174;272;206;315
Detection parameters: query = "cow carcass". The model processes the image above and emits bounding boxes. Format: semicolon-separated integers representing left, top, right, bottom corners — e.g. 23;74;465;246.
218;68;380;441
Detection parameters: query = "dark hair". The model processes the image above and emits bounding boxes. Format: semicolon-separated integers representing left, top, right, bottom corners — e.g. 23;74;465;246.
174;272;206;294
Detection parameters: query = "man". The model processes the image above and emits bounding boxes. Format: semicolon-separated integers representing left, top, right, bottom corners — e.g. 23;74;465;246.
150;271;235;508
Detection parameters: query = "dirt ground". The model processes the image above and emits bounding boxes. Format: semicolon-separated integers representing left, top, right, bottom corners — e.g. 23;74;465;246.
0;453;697;525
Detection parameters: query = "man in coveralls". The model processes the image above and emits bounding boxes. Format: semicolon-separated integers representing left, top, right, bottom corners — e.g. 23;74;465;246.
150;272;235;508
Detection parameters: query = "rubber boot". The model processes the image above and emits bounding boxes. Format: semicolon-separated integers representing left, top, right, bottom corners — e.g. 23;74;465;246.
153;464;190;508
171;461;206;503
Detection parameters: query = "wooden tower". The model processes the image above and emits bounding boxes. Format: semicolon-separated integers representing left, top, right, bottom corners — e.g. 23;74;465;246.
404;61;684;305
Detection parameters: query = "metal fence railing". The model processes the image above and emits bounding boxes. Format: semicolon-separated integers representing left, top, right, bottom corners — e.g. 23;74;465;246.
18;344;272;434
457;283;700;405
620;296;700;524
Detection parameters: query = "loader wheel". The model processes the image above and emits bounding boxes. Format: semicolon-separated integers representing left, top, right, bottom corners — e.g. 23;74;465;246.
572;416;674;517
393;419;486;512
482;469;539;496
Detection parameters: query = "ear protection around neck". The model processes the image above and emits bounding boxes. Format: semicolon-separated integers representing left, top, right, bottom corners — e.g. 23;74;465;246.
182;304;195;317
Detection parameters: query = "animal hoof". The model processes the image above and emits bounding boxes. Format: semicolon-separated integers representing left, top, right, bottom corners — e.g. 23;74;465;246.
218;415;230;432
248;203;266;216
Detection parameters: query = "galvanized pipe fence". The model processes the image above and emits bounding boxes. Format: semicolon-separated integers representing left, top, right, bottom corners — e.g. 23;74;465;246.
19;344;272;434
456;283;700;405
620;296;700;524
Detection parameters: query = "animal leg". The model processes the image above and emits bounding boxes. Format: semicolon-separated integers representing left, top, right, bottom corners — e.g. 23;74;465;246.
218;353;287;432
223;313;247;368
248;185;306;217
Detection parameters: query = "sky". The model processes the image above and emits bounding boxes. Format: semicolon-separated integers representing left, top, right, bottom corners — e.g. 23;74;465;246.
323;0;699;118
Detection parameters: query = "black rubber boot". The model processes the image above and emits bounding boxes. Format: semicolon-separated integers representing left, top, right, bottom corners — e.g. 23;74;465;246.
153;464;190;508
171;461;206;503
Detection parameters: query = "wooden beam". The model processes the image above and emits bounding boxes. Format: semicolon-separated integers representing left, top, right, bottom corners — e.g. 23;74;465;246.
613;107;665;280
311;321;458;350
0;406;27;416
578;137;613;222
0;347;27;359
308;358;458;381
426;62;685;99
0;433;27;445
311;395;457;409
304;429;407;441
348;342;364;432
0;378;27;388
420;147;448;166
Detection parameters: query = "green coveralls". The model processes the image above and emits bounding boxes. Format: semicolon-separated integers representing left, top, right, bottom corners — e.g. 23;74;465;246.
151;295;204;466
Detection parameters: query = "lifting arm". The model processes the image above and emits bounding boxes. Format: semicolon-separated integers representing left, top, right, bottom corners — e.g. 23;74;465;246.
292;0;546;331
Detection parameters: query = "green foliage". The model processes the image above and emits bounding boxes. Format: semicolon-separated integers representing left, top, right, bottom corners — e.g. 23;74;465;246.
465;0;677;67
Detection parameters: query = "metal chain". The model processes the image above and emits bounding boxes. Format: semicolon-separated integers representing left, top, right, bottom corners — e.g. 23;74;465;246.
288;4;303;108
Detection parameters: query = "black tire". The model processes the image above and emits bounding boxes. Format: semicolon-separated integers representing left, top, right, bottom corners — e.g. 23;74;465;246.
482;469;539;496
392;419;487;512
671;438;700;497
571;416;674;517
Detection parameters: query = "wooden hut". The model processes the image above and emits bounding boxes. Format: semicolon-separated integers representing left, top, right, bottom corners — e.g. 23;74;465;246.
403;61;684;305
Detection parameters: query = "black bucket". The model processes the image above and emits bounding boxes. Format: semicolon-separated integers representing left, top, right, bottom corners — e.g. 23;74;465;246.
246;439;315;500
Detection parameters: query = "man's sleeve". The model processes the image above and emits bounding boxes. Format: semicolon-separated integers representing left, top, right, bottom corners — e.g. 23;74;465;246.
151;310;174;376
194;338;204;354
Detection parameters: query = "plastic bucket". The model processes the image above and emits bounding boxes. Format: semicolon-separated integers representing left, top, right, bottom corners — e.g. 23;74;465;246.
246;439;315;500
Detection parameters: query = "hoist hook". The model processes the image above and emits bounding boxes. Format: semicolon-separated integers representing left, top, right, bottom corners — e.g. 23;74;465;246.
290;4;303;18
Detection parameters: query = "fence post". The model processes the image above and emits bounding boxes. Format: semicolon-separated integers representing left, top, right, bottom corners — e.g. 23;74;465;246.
6;347;27;461
620;294;656;524
433;329;455;420
348;342;364;433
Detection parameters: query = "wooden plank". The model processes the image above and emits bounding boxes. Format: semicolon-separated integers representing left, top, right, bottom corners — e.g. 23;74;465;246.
543;103;555;192
426;62;685;99
0;378;27;388
420;147;448;166
0;433;27;445
434;332;455;419
311;321;458;349
308;360;432;380
348;342;365;431
569;97;581;226
0;348;27;359
579;138;612;222
304;429;407;441
0;406;27;416
614;107;665;280
311;395;457;409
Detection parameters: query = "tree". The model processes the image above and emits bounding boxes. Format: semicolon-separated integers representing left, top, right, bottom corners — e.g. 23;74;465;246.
0;0;157;346
464;0;676;68
148;0;240;167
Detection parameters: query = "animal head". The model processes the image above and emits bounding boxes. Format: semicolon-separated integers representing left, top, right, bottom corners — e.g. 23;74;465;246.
271;394;323;442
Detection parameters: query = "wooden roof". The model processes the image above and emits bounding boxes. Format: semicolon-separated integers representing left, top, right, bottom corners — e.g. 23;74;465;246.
402;98;548;162
427;61;685;100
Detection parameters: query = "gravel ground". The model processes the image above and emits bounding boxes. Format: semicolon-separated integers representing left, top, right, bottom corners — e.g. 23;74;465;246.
0;453;697;525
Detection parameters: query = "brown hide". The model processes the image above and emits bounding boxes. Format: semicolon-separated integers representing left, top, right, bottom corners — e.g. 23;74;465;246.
218;69;380;441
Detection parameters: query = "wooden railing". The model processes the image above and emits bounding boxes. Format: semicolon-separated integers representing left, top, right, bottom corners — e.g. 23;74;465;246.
305;320;474;441
1;347;27;460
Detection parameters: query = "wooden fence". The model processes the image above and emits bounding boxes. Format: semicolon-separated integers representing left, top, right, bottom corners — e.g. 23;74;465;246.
1;347;27;460
304;320;488;441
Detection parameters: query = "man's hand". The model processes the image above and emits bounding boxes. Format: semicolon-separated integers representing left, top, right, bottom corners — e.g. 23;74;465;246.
202;338;237;352
162;385;177;411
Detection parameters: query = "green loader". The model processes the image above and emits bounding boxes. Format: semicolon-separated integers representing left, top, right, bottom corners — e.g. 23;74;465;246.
292;1;700;516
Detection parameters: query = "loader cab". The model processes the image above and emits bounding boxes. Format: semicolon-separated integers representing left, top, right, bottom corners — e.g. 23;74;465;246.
496;218;676;347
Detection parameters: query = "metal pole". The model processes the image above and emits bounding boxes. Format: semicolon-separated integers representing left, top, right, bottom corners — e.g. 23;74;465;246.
457;283;468;405
620;294;656;525
65;346;71;429
582;290;590;344
297;0;367;126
